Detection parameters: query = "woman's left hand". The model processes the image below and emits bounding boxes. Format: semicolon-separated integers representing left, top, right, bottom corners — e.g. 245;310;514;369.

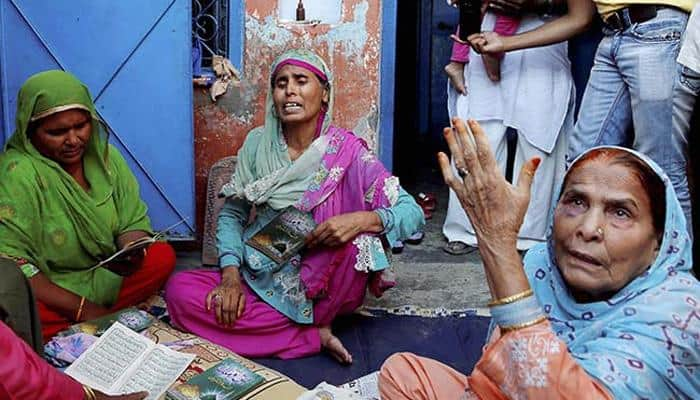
307;211;381;248
437;118;540;246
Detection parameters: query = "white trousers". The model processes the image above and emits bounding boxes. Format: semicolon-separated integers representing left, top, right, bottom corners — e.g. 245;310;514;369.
442;119;569;251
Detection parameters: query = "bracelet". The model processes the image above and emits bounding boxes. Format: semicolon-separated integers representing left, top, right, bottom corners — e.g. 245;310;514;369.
488;289;533;307
500;315;548;333
75;296;86;322
82;385;97;400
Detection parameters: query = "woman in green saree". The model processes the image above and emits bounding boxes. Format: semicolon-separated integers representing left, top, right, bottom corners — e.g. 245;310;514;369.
0;70;176;341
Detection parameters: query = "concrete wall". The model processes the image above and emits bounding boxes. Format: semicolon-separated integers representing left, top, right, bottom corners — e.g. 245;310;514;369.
193;0;384;237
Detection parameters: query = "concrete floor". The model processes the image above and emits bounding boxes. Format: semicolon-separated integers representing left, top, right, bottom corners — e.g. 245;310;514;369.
362;169;490;312
175;169;491;313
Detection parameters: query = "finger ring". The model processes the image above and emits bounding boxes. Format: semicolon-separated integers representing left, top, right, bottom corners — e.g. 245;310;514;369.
458;167;470;178
213;293;222;302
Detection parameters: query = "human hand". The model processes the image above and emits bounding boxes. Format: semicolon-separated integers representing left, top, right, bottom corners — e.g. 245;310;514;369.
307;212;379;248
468;32;507;55
437;119;540;246
206;267;245;327
104;257;142;277
94;389;148;400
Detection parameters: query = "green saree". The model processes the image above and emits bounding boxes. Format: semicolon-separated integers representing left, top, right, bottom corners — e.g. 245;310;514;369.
0;70;151;306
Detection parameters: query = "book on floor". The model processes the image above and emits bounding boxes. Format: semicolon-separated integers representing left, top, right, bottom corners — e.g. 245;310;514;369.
245;206;317;264
165;358;265;400
340;371;380;400
59;307;154;337
65;322;195;400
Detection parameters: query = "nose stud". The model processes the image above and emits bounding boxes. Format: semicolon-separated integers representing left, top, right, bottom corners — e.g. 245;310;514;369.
596;227;604;237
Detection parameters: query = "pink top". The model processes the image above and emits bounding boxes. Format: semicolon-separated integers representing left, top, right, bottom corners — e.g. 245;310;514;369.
0;321;84;399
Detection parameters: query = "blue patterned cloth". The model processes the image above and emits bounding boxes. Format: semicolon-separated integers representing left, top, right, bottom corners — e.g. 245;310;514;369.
523;146;700;399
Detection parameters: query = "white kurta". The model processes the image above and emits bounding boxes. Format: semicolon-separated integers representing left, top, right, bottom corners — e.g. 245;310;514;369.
443;12;575;250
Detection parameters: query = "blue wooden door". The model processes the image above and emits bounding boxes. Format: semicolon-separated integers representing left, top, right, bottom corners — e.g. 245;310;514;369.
0;0;195;238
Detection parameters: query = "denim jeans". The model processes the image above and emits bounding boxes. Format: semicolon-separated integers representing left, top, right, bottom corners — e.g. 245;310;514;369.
568;8;691;224
673;64;700;232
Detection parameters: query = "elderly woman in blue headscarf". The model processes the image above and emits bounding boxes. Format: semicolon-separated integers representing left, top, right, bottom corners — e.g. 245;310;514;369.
379;118;699;399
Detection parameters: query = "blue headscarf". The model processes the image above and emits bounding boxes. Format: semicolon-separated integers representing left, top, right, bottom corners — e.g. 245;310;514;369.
523;146;700;399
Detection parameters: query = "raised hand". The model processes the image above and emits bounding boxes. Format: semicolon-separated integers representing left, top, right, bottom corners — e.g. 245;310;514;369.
437;118;540;247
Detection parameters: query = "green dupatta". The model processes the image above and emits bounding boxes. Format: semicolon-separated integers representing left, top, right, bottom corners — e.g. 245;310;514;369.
0;70;151;305
219;49;335;210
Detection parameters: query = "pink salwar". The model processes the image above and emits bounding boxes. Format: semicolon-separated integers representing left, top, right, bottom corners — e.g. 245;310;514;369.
164;259;368;359
378;321;613;400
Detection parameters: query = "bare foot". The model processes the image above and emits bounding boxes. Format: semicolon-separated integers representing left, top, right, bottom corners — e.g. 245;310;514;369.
444;61;467;95
319;326;352;364
481;53;501;82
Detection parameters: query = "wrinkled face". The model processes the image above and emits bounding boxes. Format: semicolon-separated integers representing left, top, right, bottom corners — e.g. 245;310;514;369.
552;160;660;302
30;109;91;168
272;64;328;127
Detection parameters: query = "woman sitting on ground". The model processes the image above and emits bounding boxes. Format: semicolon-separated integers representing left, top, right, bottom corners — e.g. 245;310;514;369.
379;119;699;399
0;70;176;342
165;49;424;363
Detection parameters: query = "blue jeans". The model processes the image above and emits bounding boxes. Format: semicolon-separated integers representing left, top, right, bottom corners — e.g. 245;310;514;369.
568;8;690;224
673;64;700;233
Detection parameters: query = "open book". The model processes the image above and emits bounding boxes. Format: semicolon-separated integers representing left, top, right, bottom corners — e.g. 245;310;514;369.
91;218;189;271
66;322;195;400
92;236;157;270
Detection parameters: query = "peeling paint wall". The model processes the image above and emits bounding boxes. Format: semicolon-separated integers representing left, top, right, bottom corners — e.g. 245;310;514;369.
193;0;383;238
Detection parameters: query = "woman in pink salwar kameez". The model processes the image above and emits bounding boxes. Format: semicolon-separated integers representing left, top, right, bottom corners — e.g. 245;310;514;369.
165;49;423;363
379;119;700;399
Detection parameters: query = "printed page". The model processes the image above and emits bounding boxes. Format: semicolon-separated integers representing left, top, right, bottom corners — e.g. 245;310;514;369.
340;371;380;399
115;344;194;400
66;322;153;392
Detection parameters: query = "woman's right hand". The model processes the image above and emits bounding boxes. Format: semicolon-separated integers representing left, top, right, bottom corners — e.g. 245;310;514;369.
437;118;540;246
206;266;245;327
94;390;148;400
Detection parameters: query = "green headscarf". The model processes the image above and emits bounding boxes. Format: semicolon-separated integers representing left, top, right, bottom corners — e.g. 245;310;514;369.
220;49;335;210
0;70;151;305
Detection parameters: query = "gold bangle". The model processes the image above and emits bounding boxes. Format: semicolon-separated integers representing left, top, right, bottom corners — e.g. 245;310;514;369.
82;385;97;400
488;289;533;307
499;315;548;333
75;296;86;322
